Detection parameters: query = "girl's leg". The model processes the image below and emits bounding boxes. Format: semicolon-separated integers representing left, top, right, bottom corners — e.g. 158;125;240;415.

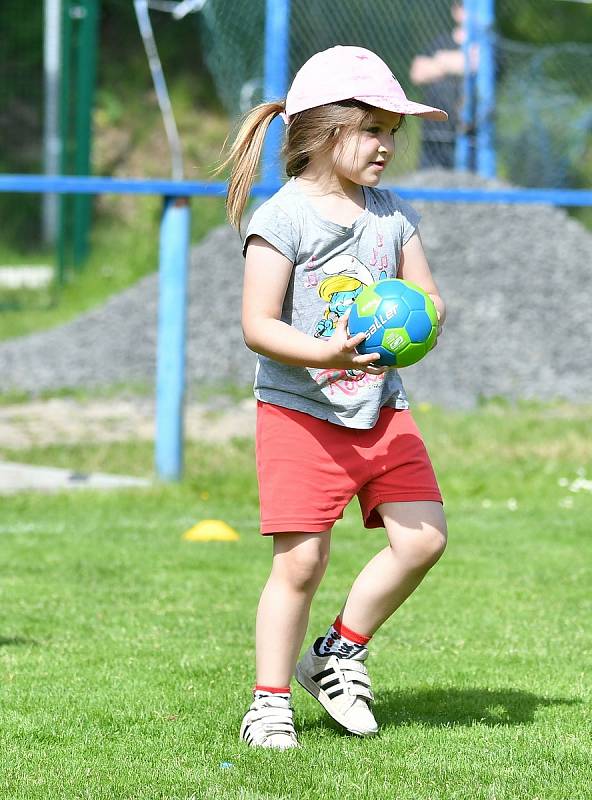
255;530;331;687
339;501;447;636
292;503;444;738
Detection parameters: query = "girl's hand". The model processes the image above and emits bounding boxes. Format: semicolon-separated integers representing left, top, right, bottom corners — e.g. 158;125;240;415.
322;311;388;374
399;232;446;354
429;308;444;351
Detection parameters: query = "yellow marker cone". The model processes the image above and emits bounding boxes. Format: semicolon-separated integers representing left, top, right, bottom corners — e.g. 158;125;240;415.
182;519;240;542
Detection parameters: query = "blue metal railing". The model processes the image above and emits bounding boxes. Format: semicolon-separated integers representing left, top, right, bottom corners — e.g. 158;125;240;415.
262;0;291;185
2;176;591;205
475;0;496;177
2;173;591;482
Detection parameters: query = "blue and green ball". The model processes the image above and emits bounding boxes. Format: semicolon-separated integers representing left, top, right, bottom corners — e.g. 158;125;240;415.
348;278;438;367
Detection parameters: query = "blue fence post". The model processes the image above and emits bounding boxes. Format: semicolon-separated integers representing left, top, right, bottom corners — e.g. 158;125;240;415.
455;0;477;171
475;0;496;177
261;0;290;186
155;195;191;481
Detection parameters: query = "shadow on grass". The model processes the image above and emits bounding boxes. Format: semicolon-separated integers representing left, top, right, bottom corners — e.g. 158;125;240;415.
300;686;579;734
0;636;37;647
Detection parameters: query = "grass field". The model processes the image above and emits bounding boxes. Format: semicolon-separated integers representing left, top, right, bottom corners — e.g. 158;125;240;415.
0;195;228;343
1;402;591;799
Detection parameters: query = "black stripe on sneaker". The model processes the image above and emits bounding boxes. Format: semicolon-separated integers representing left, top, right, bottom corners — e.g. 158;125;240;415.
321;677;340;691
313;668;335;681
327;688;345;699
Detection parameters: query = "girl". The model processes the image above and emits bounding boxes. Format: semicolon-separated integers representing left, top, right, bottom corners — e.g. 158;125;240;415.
220;45;449;749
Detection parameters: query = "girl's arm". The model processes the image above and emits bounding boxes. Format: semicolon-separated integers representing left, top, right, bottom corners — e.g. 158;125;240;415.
242;236;386;373
397;230;446;327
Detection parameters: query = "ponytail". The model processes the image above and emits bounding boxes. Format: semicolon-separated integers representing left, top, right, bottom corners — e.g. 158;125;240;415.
217;100;285;230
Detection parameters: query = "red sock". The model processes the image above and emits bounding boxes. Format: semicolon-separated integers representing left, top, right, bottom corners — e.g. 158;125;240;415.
318;615;371;656
253;685;291;699
333;616;372;645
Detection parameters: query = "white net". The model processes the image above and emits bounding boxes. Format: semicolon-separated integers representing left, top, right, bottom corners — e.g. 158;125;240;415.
495;38;592;188
196;0;592;187
197;0;456;178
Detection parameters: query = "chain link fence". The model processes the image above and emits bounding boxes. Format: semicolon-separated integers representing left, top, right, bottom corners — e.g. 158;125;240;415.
496;38;592;188
1;0;591;252
197;0;592;187
0;0;218;253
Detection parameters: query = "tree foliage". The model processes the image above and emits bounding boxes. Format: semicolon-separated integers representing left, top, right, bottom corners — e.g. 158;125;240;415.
498;0;592;45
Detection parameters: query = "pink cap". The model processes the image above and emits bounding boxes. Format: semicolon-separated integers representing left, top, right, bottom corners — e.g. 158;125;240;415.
284;46;448;123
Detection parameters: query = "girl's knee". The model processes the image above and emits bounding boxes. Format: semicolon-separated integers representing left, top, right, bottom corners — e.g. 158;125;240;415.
422;522;447;565
272;534;330;592
383;502;447;568
393;529;446;572
284;550;328;592
391;517;447;571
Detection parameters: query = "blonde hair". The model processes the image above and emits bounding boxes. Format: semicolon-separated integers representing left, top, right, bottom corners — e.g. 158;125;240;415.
318;275;362;301
218;100;398;230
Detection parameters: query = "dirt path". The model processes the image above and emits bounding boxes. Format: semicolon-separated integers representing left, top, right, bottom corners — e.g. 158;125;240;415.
0;397;256;450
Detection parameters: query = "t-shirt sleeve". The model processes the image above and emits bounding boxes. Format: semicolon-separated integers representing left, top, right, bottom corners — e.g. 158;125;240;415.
390;192;421;245
242;201;298;262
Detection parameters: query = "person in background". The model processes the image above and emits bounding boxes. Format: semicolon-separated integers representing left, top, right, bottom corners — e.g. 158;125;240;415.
410;2;477;169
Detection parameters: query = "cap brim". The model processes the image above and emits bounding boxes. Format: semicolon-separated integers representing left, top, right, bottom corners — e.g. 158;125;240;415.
354;95;448;121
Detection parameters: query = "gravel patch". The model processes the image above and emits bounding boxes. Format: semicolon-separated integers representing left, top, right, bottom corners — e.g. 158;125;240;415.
0;460;151;494
0;397;256;450
1;170;591;409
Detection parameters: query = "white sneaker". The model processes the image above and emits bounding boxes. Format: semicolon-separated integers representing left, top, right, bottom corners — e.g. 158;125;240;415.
239;694;299;749
295;638;378;736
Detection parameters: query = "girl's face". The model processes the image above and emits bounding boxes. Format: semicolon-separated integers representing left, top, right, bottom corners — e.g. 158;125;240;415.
332;109;401;190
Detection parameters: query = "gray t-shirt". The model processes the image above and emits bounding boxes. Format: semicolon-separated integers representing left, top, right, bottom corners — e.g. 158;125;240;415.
243;178;421;429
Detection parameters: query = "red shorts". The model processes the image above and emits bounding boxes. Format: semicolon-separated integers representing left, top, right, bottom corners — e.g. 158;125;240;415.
255;401;442;535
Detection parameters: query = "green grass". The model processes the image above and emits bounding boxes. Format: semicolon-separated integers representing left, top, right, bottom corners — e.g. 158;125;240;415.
1;402;591;799
0;68;230;343
0;380;253;408
0;194;227;343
